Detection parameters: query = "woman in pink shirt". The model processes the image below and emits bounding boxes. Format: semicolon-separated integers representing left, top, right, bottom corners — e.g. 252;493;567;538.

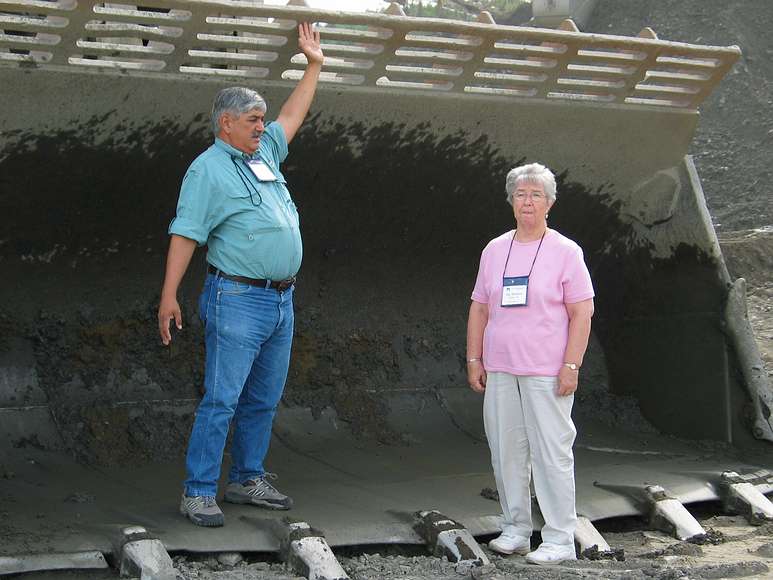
467;163;594;565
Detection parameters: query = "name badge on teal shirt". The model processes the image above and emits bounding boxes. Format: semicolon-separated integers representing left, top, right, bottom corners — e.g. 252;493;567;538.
502;276;528;307
248;159;277;182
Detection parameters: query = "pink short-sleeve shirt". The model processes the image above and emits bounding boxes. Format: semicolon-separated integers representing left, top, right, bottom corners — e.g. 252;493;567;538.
471;229;594;376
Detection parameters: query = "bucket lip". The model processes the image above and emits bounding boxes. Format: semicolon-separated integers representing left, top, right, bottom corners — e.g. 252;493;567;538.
0;0;739;113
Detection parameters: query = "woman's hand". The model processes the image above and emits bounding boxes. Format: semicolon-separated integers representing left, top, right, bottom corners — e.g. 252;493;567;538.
467;360;487;393
557;365;578;396
466;301;488;393
559;298;593;396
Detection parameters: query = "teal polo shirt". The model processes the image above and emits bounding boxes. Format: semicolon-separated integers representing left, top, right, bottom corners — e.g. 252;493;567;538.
169;122;301;280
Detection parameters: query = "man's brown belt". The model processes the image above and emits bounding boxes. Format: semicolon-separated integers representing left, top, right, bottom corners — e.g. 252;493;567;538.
208;264;295;291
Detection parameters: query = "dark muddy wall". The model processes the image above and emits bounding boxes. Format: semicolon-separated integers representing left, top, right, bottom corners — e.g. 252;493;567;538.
0;68;751;464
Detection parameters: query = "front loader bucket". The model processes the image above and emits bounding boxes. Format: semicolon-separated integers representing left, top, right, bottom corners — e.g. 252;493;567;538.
1;0;771;570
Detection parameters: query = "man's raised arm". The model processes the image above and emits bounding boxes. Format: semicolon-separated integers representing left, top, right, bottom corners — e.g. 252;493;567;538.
276;22;324;144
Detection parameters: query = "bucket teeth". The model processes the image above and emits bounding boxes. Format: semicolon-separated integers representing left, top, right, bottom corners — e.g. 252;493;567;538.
575;516;624;560
279;521;350;580
720;471;773;525
120;538;175;580
645;485;707;541
414;510;490;568
594;482;711;541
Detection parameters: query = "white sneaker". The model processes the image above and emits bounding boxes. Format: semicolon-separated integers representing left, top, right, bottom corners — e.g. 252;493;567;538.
488;533;531;555
525;543;576;565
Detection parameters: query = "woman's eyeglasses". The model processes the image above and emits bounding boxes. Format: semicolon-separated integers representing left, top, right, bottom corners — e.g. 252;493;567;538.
514;191;546;201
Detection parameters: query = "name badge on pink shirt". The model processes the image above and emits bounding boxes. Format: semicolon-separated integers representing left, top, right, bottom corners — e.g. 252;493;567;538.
502;276;529;307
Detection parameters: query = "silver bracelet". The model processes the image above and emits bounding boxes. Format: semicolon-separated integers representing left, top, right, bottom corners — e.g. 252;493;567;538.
467;357;481;363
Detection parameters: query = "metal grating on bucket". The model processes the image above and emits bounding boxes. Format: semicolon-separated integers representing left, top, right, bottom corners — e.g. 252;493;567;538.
0;0;740;109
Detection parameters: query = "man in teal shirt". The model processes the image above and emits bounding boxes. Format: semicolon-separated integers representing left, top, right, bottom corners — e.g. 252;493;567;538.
157;22;323;527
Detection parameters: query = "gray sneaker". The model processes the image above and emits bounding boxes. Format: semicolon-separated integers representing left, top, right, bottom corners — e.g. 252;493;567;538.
179;494;224;527
224;473;293;510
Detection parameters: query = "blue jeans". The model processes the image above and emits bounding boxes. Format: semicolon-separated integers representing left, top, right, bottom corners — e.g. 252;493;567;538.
184;273;294;497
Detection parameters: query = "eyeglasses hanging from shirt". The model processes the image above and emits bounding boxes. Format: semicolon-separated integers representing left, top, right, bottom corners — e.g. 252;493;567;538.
229;155;278;207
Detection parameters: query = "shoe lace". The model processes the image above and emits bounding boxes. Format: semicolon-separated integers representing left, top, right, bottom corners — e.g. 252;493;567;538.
245;473;280;494
188;495;217;508
261;472;278;482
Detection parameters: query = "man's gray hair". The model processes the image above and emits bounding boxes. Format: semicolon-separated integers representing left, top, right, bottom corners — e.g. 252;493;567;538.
505;163;557;204
211;87;267;135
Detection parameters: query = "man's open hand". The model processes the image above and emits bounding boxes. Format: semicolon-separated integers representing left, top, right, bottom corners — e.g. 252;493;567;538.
298;22;323;66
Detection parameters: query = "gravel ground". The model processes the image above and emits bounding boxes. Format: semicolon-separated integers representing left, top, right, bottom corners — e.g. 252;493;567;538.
8;2;773;579
165;514;773;580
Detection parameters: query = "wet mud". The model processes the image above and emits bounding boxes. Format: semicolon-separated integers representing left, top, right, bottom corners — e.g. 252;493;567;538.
30;303;202;464
0;111;742;464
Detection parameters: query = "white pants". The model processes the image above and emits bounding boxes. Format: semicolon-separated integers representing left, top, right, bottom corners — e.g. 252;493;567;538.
483;372;577;546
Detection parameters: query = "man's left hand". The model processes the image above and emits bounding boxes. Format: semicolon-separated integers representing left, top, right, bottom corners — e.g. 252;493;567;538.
557;366;578;396
298;22;324;66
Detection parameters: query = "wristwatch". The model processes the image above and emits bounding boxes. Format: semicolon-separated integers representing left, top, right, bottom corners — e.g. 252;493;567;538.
563;362;579;371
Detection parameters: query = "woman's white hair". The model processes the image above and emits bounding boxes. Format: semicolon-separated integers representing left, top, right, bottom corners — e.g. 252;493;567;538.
505;163;557;205
211;86;267;135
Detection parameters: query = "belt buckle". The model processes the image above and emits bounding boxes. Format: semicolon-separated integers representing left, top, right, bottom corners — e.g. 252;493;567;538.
278;277;295;291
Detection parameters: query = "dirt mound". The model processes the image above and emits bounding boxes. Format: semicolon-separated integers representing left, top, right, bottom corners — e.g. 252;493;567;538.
587;0;773;232
719;228;773;290
719;228;773;379
589;1;773;385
